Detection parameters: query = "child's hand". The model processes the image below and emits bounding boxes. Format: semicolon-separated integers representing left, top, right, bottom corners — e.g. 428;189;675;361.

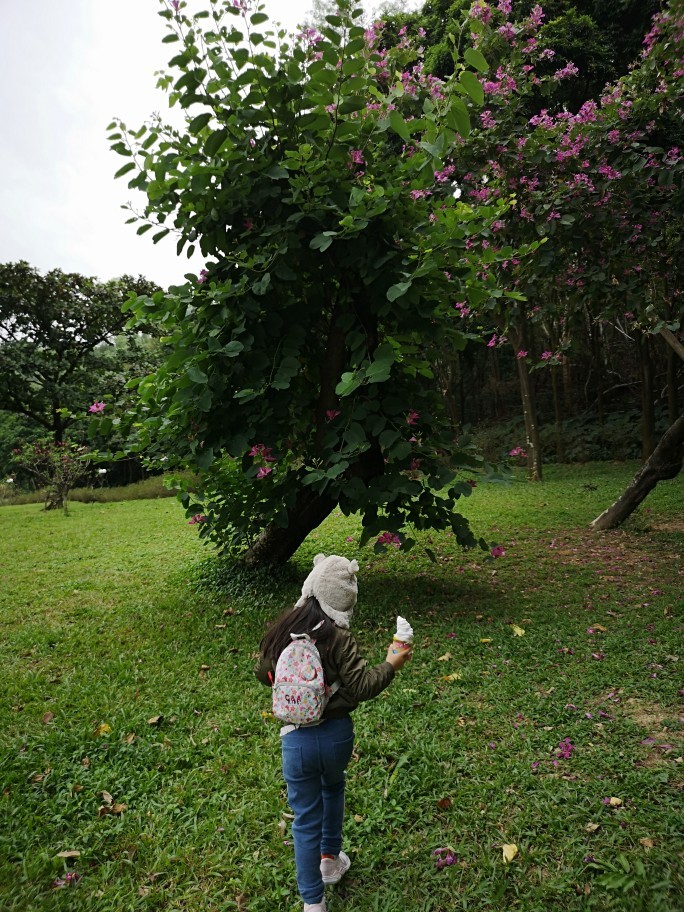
386;643;412;670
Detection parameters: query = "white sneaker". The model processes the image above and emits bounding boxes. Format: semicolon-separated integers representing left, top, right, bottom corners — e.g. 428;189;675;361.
320;851;351;884
303;901;326;912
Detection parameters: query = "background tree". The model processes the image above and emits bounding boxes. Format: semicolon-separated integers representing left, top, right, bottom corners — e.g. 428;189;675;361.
0;262;159;444
11;439;91;512
108;0;537;566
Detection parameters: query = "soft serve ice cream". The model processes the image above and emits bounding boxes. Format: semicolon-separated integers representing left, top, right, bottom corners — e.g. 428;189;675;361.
393;615;414;651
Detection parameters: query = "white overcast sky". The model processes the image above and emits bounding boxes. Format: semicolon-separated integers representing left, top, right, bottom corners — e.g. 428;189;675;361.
0;0;419;289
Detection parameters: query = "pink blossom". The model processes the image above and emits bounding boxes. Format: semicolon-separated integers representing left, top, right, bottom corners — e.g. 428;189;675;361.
349;149;364;165
487;335;498;348
553;62;579;81
243;218;254;231
529;4;544;27
409;458;422;471
198;268;209;284
540;350;553;360
516;350;528;359
325;409;341;421
170;0;180;10
377;531;402;548
406;410;420;426
508;446;527;458
480;110;497;129
88;401;106;413
187;513;207;525
256;465;273;479
490;545;506;558
249;443;276;462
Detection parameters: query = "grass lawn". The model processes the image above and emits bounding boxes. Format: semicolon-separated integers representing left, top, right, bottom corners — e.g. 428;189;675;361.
1;463;682;912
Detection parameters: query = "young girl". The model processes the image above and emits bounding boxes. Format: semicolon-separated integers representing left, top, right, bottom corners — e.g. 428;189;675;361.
255;554;412;912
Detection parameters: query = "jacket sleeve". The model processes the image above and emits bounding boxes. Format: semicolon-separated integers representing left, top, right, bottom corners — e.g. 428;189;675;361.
254;652;274;687
330;629;395;703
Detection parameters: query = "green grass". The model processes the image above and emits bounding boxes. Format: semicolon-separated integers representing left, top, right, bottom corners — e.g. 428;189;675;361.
0;463;682;911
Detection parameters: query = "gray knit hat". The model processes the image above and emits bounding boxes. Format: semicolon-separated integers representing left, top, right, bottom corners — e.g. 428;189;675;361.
295;553;359;628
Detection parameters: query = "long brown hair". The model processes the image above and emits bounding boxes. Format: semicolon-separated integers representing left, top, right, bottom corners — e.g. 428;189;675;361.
260;596;336;664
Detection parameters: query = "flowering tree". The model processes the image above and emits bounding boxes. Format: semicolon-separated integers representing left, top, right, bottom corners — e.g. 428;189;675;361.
109;0;537;565
0;262;159;443
388;0;683;483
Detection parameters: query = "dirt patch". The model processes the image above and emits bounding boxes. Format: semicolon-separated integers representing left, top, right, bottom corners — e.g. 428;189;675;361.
652;519;684;534
622;698;667;729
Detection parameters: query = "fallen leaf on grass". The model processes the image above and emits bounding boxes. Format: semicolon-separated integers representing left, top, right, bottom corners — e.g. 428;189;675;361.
480;638;492;644
101;791;114;805
93;722;110;736
606;797;623;807
42;712;55;724
353;814;364;822
442;672;462;682
436;797;453;810
55;850;81;859
147;715;163;726
124;733;136;745
640;837;655;848
502;844;518;864
510;625;525;637
98;802;127;817
31;768;51;783
585;823;600;833
437;652;452;662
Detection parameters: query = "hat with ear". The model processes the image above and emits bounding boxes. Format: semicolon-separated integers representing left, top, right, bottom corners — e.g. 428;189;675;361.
295;553;359;628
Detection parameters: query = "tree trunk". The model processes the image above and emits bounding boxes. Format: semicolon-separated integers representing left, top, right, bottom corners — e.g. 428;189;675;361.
510;323;543;481
550;364;565;463
666;342;679;425
637;334;656;460
589;414;684;531
243;487;338;566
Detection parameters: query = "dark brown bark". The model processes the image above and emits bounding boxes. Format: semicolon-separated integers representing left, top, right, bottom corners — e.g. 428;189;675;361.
665;341;680;426
637;335;656;460
510;322;543;482
550;364;565;463
243;487;338;566
589;414;684;531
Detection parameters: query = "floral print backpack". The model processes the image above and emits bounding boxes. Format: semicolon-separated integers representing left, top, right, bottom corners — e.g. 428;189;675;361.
272;633;339;725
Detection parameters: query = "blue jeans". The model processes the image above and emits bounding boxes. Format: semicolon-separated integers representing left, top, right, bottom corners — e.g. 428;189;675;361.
281;716;354;904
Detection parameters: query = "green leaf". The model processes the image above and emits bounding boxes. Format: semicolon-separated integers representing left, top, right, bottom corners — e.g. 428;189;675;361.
114;162;136;179
205;128;229;156
338;96;367;115
223;340;244;357
335;371;363;397
387;280;412;302
265;164;289;179
464;47;489;73
250;12;269;24
188;364;208;384
459;70;484;106
310;232;335;252
188;112;212;134
389;109;410;142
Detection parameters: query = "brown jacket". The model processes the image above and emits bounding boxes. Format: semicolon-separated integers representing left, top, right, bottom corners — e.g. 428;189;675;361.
255;625;395;719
